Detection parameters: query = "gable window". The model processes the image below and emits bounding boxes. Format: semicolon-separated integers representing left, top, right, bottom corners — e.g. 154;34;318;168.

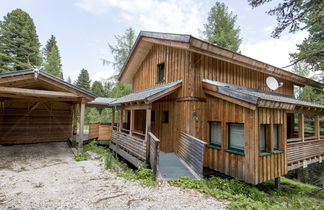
162;111;169;123
157;63;165;83
227;123;244;154
260;124;267;153
209;121;222;148
273;124;279;150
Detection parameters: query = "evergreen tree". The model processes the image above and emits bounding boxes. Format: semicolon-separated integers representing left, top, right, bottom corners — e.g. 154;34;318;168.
43;35;63;79
91;81;105;97
105;27;135;75
202;2;242;52
0;8;42;72
75;68;91;90
66;76;72;84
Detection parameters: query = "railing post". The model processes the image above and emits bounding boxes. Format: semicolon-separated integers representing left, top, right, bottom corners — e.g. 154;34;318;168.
130;109;134;136
118;107;123;132
315;115;320;139
298;113;304;142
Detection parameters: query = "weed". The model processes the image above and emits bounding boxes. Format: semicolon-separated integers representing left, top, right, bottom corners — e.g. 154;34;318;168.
16;192;22;195
34;182;44;188
169;176;324;209
84;141;108;157
74;152;89;161
17;166;26;172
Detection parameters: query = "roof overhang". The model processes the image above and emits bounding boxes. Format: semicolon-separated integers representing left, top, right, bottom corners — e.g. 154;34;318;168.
119;31;324;89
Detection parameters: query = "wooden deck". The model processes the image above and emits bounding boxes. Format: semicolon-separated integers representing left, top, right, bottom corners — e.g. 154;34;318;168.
287;139;324;171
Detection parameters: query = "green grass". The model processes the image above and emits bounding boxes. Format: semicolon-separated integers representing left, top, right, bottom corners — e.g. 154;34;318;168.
169;176;324;210
84;140;156;186
74;152;89;161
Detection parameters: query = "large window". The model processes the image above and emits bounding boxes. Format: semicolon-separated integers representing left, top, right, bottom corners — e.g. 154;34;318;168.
209;121;222;147
157;63;165;83
260;124;267;153
273;124;279;150
228;123;244;153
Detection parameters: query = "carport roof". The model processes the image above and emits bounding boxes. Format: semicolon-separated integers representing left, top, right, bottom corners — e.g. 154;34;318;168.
0;69;96;99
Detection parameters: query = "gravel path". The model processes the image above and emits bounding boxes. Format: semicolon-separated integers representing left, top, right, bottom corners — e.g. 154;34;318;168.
0;142;228;210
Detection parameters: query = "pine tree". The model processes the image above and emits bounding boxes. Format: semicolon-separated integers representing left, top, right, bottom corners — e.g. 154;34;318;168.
43;35;63;79
202;2;242;52
66;76;72;84
75;68;91;90
91;81;105;97
0;8;42;72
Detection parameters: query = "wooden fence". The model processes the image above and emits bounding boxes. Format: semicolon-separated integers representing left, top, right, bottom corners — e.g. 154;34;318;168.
88;123;112;140
177;132;207;175
148;132;160;179
287;139;324;170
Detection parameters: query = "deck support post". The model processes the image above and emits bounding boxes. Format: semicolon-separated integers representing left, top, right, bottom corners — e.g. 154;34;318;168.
315;115;320;139
275;177;281;189
118;107;123;132
145;108;152;164
78;99;86;153
130;110;134;136
112;107;115;127
298;113;304;142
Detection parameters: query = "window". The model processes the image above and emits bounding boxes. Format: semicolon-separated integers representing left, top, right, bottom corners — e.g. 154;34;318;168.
273;124;279;150
162;111;169;123
151;111;155;122
228;123;244;153
304;114;315;137
260;124;267;153
157;63;165;83
209;121;222;147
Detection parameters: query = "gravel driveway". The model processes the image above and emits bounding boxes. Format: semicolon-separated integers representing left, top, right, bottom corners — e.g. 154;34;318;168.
0;142;228;210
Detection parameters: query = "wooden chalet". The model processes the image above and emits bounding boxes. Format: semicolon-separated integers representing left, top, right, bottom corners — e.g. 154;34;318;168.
102;31;324;184
0;70;96;149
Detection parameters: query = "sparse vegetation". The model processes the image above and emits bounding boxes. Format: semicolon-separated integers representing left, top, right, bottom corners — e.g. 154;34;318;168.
34;182;44;188
169;176;324;209
84;141;156;186
74;152;89;161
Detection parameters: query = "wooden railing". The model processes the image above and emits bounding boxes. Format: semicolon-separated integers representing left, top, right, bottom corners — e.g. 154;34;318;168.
111;129;147;161
287;139;324;170
177;132;207;175
148;132;160;179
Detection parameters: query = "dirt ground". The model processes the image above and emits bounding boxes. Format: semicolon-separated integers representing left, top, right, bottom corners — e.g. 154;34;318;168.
0;142;228;210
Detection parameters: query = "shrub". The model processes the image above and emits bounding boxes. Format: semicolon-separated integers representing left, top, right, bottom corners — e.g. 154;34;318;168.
74;152;89;161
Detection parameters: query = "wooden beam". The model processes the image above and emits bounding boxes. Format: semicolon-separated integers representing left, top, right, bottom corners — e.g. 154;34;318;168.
72;104;78;146
130;109;135;136
78;99;86;152
119;108;123;131
298;113;304;142
315;115;320;139
145;108;152;164
0;86;79;98
202;82;218;92
123;103;152;110
204;90;256;110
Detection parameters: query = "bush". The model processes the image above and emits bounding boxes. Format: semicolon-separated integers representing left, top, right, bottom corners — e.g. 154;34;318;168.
74;153;89;161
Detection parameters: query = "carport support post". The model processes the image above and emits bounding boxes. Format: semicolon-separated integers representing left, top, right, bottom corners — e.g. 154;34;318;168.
72;104;78;146
78;99;86;153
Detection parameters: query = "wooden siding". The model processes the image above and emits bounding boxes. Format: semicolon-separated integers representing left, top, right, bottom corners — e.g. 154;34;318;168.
257;108;288;183
201;96;256;184
0;100;72;144
132;44;294;99
88;123;112;140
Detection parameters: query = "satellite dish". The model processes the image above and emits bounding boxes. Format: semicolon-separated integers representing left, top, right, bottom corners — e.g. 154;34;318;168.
266;76;283;91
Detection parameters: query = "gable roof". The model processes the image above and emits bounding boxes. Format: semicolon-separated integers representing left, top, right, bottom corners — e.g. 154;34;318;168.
119;31;323;89
110;80;182;105
202;79;324;111
0;69;96;100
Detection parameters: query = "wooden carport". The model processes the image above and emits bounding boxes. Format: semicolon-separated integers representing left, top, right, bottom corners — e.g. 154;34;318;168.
0;70;96;151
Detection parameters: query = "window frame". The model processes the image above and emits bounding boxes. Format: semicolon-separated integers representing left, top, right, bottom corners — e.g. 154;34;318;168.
227;123;245;155
208;121;222;149
157;63;165;83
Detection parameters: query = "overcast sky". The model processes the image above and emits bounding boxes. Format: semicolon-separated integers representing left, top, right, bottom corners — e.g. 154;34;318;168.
1;0;307;83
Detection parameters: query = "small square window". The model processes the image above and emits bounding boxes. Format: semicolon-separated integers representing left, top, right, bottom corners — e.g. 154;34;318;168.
209;121;222;147
157;63;165;83
151;111;155;122
162;111;169;123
